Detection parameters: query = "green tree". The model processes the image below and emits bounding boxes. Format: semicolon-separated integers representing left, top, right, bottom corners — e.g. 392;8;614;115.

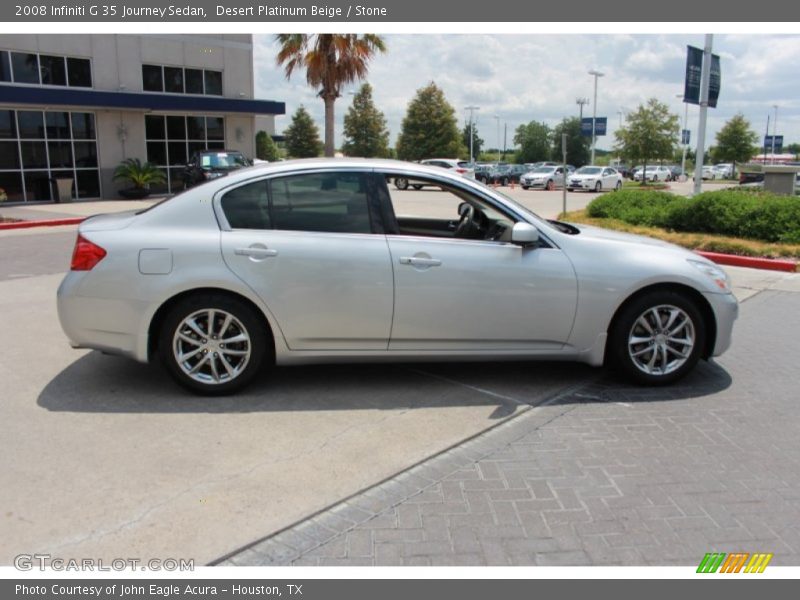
341;83;390;157
462;122;484;161
514;121;552;163
396;82;465;160
551;117;590;167
255;130;280;161
275;34;386;157
283;106;323;158
787;142;800;159
711;113;759;173
614;98;678;183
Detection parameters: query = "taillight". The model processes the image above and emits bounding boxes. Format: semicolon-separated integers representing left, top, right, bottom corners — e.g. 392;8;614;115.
70;234;107;271
455;168;467;174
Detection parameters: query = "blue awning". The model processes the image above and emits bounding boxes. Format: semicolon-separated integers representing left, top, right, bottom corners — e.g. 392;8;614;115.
0;85;285;115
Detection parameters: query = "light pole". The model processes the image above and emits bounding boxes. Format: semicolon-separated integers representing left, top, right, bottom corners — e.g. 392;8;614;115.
693;34;713;196
494;114;500;164
465;105;480;163
588;70;604;165
576;98;589;121
772;104;779;164
677;93;689;176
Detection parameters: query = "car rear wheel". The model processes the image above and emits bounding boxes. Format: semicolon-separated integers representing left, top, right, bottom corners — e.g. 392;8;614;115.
395;177;409;190
615;181;622;191
159;294;269;395
607;291;706;386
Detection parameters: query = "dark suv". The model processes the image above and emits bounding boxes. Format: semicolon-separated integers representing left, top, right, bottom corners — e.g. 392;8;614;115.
183;150;251;188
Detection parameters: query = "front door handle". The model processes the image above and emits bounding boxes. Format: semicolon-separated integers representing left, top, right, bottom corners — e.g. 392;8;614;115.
399;256;442;267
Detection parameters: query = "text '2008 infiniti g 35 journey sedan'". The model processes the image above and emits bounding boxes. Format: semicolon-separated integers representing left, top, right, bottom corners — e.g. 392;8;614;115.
57;159;737;395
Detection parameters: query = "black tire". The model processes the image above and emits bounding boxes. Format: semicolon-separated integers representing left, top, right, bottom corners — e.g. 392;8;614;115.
607;290;706;386
546;179;554;191
594;181;602;193
395;177;409;190
502;177;509;186
522;185;529;190
567;188;574;192
412;184;423;190
159;293;270;395
615;181;622;191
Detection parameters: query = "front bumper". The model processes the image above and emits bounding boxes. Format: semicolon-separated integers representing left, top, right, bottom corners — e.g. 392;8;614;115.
704;291;739;357
568;179;596;190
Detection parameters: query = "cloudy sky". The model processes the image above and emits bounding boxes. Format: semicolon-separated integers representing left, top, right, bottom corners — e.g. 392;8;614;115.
253;34;800;152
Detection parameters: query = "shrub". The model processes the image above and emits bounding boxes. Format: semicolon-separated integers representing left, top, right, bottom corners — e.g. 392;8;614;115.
586;188;800;244
666;190;800;243
586;189;685;227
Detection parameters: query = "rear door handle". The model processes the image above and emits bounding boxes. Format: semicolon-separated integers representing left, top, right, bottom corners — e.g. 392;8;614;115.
399;256;442;267
235;246;278;258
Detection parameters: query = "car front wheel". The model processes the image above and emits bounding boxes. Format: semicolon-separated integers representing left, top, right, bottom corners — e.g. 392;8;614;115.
594;181;602;192
395;177;409;190
607;291;706;386
159;294;269;395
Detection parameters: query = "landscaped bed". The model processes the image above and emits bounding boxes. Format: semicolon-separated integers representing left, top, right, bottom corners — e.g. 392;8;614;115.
561;188;800;266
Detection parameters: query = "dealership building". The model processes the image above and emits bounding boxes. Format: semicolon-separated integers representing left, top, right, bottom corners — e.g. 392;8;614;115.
0;34;285;202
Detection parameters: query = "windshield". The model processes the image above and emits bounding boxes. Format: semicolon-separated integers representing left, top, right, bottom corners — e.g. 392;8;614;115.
531;167;554;173
201;152;249;170
576;167;602;175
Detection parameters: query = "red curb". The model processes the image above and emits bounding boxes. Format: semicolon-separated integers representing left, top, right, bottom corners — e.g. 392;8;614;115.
696;250;797;273
0;217;85;231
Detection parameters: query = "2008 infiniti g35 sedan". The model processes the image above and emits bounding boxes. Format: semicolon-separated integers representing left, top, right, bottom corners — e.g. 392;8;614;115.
57;158;738;395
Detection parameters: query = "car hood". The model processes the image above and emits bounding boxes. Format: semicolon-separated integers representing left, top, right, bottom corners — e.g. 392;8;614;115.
570;173;602;180
568;222;688;251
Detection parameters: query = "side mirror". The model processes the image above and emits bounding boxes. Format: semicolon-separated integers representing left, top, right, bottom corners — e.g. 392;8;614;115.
511;222;539;246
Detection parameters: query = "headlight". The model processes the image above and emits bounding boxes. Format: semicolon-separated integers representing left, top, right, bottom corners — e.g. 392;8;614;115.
688;259;731;292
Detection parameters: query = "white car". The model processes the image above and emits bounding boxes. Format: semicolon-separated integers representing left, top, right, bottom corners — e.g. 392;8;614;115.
701;166;718;180
567;166;623;192
633;165;672;182
713;164;735;179
519;166;570;190
395;159;475;190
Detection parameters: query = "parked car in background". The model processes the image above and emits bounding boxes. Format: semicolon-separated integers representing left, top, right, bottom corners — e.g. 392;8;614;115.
473;163;494;183
713;163;735;179
395;158;475;189
567;166;623;192
701;165;718;180
664;165;684;181
633;165;672;182
487;164;532;185
630;165;643;180
57;158;738;394
520;165;570;190
183;150;252;188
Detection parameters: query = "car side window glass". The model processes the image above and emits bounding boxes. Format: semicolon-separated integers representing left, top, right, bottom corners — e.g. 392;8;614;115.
269;172;372;234
220;180;271;230
382;175;515;243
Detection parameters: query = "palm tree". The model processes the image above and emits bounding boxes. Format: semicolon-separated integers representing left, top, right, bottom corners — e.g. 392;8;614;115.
275;34;386;157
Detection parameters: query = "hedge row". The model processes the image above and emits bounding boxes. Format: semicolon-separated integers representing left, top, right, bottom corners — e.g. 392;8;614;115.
586;189;800;244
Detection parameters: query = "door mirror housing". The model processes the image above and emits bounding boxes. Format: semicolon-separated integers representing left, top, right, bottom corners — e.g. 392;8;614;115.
511;222;539;246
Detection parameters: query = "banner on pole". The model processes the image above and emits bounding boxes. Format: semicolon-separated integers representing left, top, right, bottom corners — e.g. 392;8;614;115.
708;53;721;108
684;45;703;105
581;117;607;136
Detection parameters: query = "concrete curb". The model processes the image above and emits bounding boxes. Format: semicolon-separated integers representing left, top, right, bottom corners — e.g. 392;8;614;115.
696;250;797;273
0;217;85;231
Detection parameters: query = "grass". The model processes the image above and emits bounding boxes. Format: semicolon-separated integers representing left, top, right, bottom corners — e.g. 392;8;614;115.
560;209;800;266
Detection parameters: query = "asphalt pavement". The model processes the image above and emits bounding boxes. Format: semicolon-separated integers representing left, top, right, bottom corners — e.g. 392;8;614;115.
1;186;797;568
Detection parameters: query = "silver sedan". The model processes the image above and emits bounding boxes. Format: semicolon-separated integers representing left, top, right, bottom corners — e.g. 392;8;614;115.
57;158;738;395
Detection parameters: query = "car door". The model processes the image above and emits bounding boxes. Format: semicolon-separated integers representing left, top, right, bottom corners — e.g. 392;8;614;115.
602;168;617;187
217;170;394;351
379;174;578;351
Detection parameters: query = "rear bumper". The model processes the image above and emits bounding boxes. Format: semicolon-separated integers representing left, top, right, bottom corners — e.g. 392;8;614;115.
57;272;149;362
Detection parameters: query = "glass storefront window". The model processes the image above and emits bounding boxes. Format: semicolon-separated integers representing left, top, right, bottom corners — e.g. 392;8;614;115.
0;110;99;202
11;52;39;84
